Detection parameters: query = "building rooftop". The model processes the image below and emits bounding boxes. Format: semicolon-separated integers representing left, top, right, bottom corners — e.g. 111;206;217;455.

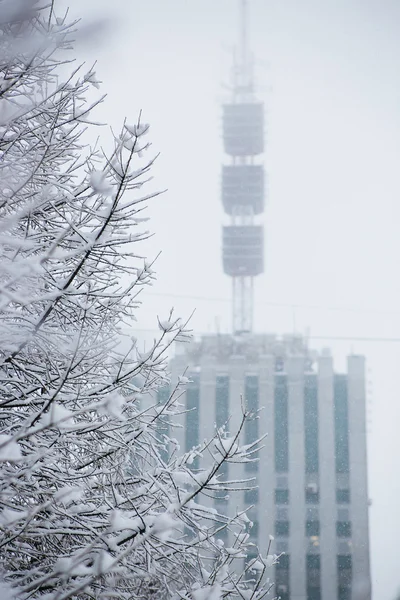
175;332;320;365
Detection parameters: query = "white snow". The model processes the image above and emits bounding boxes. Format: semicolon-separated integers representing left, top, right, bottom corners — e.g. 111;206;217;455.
89;170;114;196
265;554;278;567
41;404;74;430
151;512;176;540
191;583;221;600
0;508;27;525
250;559;265;572
0;579;20;600
54;486;83;505
100;393;126;420
0;435;22;461
111;509;143;533
125;122;150;137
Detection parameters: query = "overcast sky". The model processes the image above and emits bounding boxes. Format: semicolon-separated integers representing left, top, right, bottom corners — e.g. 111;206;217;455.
63;1;400;598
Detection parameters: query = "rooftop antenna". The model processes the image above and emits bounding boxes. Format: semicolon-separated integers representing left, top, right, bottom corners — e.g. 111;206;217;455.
221;0;266;335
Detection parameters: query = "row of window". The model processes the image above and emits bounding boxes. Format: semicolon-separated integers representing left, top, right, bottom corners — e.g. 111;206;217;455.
275;488;351;505
275;554;352;600
275;374;350;475
183;373;351;478
275;520;352;538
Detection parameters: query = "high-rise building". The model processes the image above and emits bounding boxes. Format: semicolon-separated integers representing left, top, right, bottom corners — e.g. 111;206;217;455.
165;3;370;599
168;334;371;600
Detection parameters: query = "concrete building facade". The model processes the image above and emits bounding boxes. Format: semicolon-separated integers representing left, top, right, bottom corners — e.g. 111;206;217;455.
167;333;371;600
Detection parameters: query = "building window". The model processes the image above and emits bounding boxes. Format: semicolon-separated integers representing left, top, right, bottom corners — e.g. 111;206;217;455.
157;385;170;461
275;520;290;537
336;521;352;538
186;374;200;469
275;489;289;505
336;489;350;504
245;375;259;472
307;588;321;600
276;553;290;600
304;375;319;473
337;555;352;589
338;588;351;600
216;375;229;429
306;491;319;504
306;484;319;504
245;551;259;576
334;375;350;474
275;375;289;473
307;555;320;570
244;488;259;505
307;507;319;521
215;375;230;482
276;554;290;570
307;554;321;600
249;520;259;540
216;525;228;541
277;507;288;521
306;521;320;537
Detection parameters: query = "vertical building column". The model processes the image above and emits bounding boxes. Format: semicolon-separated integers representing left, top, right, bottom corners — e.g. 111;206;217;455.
228;356;246;518
258;355;275;557
288;356;306;600
347;356;371;600
199;360;217;508
169;355;190;455
318;355;336;600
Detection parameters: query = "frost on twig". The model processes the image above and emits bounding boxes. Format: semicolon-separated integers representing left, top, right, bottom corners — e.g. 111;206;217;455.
0;3;274;600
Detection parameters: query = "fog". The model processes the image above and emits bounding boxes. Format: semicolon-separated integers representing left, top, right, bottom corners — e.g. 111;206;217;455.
63;1;400;598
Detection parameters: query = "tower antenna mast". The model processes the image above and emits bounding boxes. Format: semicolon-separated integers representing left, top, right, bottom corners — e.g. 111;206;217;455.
221;0;266;335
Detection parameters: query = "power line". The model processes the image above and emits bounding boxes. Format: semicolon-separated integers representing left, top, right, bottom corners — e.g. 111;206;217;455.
145;291;400;317
308;335;400;343
131;327;400;343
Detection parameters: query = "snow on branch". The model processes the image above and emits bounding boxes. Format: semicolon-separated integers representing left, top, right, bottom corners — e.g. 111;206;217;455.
0;3;274;600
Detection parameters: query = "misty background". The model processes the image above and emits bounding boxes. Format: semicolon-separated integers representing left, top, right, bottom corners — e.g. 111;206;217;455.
63;1;400;598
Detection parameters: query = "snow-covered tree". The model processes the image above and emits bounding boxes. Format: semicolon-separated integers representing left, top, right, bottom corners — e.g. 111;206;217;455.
0;2;274;599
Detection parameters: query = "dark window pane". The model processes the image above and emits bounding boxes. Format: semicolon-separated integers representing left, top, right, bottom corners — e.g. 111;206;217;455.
276;587;289;600
275;520;290;537
157;385;170;461
336;521;352;538
307;588;321;600
338;555;352;570
275;489;290;504
186;374;200;469
337;554;352;588
216;375;229;429
307;555;320;570
306;490;320;504
276;554;290;569
334;375;350;473
244;488;259;504
336;489;350;504
304;375;319;473
217;526;228;540
245;376;259;473
275;376;289;472
338;587;351;600
306;521;320;536
338;571;352;588
245;551;258;574
250;520;259;539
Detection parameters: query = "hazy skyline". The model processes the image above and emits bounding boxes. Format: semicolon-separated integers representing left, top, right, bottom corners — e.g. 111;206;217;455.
65;2;400;598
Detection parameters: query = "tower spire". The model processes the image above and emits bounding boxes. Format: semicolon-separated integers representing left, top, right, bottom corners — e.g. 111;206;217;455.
221;0;266;335
240;0;248;75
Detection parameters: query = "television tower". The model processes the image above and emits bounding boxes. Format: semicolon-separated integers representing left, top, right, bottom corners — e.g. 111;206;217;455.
221;0;265;335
